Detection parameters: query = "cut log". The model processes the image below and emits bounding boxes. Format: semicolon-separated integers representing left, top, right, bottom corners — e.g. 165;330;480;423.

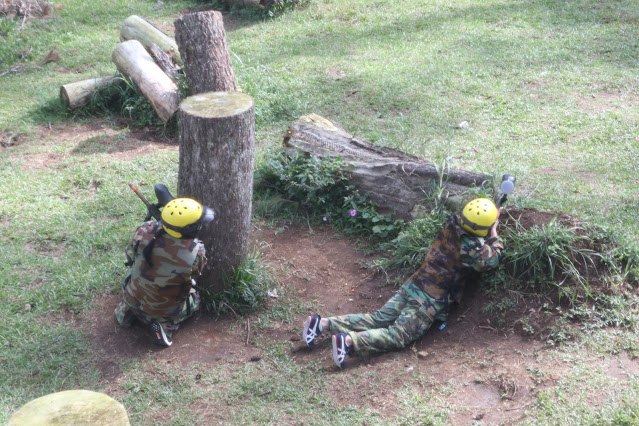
120;15;182;66
284;114;491;219
59;76;118;110
178;91;255;291
149;43;179;81
174;11;238;95
112;40;179;122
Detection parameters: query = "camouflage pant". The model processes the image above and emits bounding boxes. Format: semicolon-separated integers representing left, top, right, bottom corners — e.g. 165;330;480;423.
114;274;200;337
327;281;445;354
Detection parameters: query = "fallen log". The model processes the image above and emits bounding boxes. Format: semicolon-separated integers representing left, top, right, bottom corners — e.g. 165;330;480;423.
284;114;491;219
59;76;119;110
149;43;179;81
112;40;179;122
120;15;182;66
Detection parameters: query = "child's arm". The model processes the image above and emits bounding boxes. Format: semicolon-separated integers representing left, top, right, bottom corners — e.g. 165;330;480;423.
461;208;503;272
460;235;503;272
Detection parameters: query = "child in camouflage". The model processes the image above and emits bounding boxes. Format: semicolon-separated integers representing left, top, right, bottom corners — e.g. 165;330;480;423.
115;197;214;347
303;198;504;369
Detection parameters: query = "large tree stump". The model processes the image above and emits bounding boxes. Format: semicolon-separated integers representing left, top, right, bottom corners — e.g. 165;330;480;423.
174;11;238;95
120;15;182;66
60;76;119;110
8;390;130;425
112;40;179;122
178;91;255;291
284;114;491;219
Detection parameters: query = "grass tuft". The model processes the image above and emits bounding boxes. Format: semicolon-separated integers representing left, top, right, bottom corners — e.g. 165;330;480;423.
201;250;275;316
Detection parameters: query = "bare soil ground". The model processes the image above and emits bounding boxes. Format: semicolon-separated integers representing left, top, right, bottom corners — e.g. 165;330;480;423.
85;221;551;424
16;121;639;424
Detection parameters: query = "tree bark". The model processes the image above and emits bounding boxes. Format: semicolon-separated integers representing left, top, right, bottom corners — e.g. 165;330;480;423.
149;43;179;81
174;11;238;95
60;76;119;110
178;91;255;291
112;40;179;122
120;15;182;66
284;114;491;219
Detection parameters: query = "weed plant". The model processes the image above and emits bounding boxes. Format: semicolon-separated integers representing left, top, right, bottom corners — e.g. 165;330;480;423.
370;210;449;278
209;0;311;19
502;217;601;303
202;250;275;316
254;150;404;241
75;72;179;131
491;218;639;305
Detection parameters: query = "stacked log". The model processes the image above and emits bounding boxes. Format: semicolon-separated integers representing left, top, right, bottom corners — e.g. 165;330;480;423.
59;76;119;110
59;15;184;120
112;40;179;122
120;15;183;66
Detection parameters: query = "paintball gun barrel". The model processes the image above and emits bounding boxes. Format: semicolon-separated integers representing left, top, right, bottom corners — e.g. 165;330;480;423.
128;183;175;221
496;174;516;208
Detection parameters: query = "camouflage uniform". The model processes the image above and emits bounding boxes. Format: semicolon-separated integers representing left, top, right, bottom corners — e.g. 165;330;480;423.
327;215;503;354
114;221;207;336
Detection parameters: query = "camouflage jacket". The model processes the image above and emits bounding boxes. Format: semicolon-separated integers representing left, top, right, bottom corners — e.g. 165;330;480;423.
409;215;503;304
122;221;206;320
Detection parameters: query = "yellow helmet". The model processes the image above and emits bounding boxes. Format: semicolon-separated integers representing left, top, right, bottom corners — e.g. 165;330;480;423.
460;198;497;237
161;198;215;238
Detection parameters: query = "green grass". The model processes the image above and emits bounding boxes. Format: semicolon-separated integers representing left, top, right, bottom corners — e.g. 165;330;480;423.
1;0;639;423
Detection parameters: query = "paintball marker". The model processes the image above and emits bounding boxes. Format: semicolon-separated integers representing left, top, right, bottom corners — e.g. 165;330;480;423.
128;183;175;221
496;174;516;208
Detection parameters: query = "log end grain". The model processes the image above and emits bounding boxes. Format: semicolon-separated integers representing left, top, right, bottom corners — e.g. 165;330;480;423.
180;91;254;118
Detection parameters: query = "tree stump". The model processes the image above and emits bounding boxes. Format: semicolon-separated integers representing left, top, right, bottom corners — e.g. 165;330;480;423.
174;11;238;95
178;91;255;291
112;40;179;122
284;114;491;219
7;390;130;425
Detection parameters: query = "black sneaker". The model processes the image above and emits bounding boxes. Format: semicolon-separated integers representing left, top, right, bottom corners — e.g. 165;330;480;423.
332;333;353;369
303;315;322;348
151;321;172;347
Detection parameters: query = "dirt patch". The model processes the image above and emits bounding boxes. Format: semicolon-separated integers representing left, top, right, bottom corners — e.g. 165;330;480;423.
17;122;177;171
575;90;639;114
0;131;23;148
81;215;576;423
501;207;579;231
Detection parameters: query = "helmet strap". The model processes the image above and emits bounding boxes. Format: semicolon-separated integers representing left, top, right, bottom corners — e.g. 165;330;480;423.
161;216;204;239
460;212;494;232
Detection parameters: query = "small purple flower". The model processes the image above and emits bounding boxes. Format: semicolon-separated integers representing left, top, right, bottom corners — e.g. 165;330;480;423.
314;154;321;158
350;209;357;217
323;216;327;222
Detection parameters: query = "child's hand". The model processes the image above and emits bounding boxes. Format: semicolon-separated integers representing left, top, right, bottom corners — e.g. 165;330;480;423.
490;208;503;237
